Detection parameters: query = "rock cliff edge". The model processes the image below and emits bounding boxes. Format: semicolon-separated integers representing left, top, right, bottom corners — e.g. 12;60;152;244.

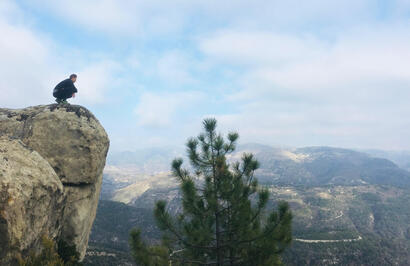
0;104;109;265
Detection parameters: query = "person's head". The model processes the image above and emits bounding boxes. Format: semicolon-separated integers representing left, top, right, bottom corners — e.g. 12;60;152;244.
69;74;77;83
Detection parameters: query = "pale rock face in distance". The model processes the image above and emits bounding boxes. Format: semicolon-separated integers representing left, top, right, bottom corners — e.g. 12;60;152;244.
0;104;109;264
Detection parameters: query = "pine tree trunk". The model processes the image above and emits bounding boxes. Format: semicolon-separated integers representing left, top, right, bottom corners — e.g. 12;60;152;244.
216;211;222;265
211;135;222;266
214;171;222;265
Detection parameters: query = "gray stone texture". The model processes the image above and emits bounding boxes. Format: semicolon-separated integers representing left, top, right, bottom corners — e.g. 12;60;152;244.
0;104;109;264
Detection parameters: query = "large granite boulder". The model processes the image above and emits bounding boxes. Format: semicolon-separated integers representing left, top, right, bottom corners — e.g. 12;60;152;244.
0;137;65;265
0;104;109;263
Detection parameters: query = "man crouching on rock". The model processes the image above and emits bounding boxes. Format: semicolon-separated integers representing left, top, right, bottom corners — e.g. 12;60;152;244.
53;74;78;104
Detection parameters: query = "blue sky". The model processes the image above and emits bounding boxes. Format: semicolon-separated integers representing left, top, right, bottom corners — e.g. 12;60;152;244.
1;0;410;152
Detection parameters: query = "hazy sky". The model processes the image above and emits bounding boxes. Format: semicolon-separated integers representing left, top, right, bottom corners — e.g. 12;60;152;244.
1;0;410;151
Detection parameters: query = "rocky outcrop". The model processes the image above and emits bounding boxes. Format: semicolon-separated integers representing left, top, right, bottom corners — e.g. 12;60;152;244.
0;104;109;264
0;138;65;264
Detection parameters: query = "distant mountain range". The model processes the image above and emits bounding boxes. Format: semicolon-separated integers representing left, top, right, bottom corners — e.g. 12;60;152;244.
107;144;410;188
235;144;410;187
107;147;183;173
363;149;410;171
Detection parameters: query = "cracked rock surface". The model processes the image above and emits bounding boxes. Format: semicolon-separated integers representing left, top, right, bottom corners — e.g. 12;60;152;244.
0;104;109;264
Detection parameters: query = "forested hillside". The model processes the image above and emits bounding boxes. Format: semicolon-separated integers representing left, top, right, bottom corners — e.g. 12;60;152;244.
85;145;410;265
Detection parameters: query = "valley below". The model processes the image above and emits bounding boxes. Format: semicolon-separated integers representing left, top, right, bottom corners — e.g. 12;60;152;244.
84;144;410;265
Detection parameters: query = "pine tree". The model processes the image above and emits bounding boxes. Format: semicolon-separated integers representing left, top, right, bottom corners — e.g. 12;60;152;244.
129;229;169;266
130;118;292;266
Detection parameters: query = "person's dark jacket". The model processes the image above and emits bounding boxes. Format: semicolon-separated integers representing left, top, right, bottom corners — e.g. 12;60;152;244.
53;79;78;98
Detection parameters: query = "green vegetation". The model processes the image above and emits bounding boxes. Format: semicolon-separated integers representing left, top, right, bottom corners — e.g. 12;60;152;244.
18;236;81;266
129;229;169;266
19;236;64;266
129;118;292;265
57;240;81;265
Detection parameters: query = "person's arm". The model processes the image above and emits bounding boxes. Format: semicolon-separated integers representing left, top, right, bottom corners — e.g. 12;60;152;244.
68;79;78;93
67;80;78;94
71;82;77;98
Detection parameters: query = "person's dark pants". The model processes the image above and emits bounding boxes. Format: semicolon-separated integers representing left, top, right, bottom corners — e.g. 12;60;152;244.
53;88;74;101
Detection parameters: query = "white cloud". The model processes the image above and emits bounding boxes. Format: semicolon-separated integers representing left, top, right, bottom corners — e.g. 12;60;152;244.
24;0;388;37
211;101;405;150
0;0;24;21
199;25;410;99
30;0;141;35
134;91;204;128
0;8;61;108
198;24;410;149
72;61;122;105
395;0;410;15
25;0;183;36
156;51;196;85
199;31;327;67
127;50;201;87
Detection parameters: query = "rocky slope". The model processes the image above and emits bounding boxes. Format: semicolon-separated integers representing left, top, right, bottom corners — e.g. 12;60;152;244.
0;104;109;265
